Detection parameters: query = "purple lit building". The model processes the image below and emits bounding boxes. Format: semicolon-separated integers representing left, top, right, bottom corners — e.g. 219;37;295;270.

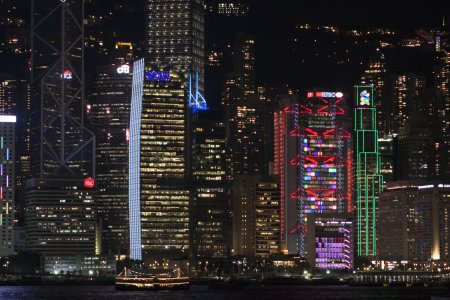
306;213;353;270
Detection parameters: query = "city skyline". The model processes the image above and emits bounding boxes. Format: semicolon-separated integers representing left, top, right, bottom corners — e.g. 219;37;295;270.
1;0;450;293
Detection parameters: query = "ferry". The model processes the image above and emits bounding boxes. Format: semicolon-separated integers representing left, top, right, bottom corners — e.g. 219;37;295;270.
115;268;189;291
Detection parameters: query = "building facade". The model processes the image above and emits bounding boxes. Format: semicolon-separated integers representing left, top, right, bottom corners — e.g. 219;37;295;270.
146;0;205;90
396;108;433;180
191;111;228;258
87;64;133;256
306;214;353;270
30;0;95;178
24;178;97;256
415;183;450;261
274;92;353;259
232;175;280;258
354;86;384;257
129;59;190;260
0;116;16;256
377;181;421;261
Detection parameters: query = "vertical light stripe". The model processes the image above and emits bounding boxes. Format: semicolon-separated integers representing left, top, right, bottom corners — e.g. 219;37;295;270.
129;58;145;261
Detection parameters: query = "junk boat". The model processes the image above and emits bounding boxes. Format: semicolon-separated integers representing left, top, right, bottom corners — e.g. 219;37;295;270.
115;268;189;291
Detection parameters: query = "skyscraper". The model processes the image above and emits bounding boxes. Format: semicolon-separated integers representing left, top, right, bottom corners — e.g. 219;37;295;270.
274;91;353;261
129;60;190;261
191;111;228;258
26;0;97;261
390;74;426;136
354;86;383;257
30;0;95;178
146;0;205;90
0;79;31;191
87;64;133;256
360;51;389;135
226;100;266;180
434;32;450;178
0;115;16;256
396;108;433;180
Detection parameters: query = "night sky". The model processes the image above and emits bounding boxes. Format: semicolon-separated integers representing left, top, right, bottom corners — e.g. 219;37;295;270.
204;0;450;103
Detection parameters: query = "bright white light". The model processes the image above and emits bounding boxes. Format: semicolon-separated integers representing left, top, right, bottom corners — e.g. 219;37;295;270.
117;65;130;74
336;92;344;98
89;270;94;275
0;116;16;123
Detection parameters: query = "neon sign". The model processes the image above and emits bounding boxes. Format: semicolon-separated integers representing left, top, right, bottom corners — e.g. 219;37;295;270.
84;177;95;189
188;72;208;112
309;92;344;98
360;90;371;106
63;70;73;80
145;71;170;82
117;65;130;74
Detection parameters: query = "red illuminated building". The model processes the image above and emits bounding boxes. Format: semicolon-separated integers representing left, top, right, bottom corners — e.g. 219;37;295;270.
274;92;353;264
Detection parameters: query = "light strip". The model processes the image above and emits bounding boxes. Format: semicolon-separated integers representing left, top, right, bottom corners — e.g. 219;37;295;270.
0;116;16;123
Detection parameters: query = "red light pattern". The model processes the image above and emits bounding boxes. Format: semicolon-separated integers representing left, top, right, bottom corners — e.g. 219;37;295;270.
84;177;95;189
276;93;353;250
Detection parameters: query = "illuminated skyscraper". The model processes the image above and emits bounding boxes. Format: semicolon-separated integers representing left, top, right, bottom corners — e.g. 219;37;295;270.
397;108;433;180
191;111;228;258
434;33;450;178
0;115;16;256
233;33;256;98
354;86;383;257
129;59;190;260
26;0;97;260
146;0;205;90
30;0;95;178
390;74;426;135
226;99;266;181
274;91;353;262
0;80;31;190
87;64;133;256
360;52;389;135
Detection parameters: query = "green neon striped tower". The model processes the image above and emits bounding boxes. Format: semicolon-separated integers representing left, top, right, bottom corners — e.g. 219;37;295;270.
354;86;384;257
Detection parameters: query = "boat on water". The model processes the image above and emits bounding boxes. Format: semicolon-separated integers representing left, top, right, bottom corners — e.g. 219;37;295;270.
115;268;189;291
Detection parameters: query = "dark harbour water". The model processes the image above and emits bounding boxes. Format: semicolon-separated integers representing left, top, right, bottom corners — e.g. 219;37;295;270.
0;285;449;300
0;286;450;300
